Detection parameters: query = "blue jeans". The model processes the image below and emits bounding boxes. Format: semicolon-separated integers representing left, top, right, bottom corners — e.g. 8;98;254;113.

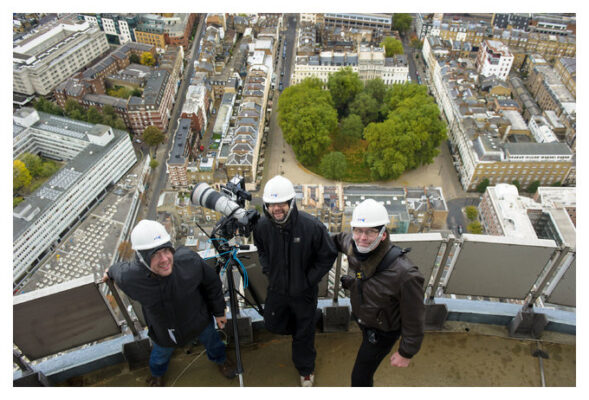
149;320;227;377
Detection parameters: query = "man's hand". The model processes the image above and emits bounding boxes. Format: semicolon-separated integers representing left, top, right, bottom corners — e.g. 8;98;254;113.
340;275;354;290
215;315;227;329
390;351;411;367
101;268;111;283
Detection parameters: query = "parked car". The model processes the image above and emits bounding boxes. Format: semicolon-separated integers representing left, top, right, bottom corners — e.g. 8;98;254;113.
457;225;464;235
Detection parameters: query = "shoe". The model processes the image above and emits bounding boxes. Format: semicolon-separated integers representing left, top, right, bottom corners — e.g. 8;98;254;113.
300;373;314;387
145;375;164;386
218;358;237;379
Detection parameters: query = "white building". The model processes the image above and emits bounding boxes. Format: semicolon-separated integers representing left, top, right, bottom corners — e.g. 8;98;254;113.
476;40;514;80
528;115;559;143
13;21;109;95
291;47;409;85
478;184;538;238
13;109;137;283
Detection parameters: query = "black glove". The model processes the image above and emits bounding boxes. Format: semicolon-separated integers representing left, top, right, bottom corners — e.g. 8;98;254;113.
340;275;354;290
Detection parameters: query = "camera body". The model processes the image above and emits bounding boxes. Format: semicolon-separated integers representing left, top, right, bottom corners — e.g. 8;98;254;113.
191;176;259;240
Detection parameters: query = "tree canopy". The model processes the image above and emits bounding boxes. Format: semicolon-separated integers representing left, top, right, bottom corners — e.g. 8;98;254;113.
364;83;446;180
319;152;347;181
339;114;364;140
392;14;413;35
278;78;338;165
143;125;165;155
13;160;32;191
327;67;364;118
140;52;156;66
381;37;404;57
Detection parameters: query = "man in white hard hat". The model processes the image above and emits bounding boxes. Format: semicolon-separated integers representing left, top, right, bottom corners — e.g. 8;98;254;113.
103;219;236;386
332;199;425;386
253;175;338;386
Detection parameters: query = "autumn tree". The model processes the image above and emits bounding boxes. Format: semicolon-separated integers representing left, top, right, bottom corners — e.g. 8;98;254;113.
467;221;483;234
140;52;156;66
465;206;478;221
13;160;32;192
143;126;165;156
278;78;338;166
381;36;404;57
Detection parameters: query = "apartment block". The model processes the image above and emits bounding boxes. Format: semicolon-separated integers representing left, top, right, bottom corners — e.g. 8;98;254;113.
13;20;109;95
80;13;138;44
167;119;192;188
476;40;514;80
292;47;409;86
13;108;137;282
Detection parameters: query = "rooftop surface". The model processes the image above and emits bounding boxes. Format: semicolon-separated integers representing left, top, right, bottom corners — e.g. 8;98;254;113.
62;321;575;387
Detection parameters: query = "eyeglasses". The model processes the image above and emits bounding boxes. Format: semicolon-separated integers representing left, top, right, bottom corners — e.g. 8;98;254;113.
266;202;289;208
352;228;381;238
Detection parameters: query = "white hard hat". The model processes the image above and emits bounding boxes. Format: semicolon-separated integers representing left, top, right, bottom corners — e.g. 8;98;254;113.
263;175;295;203
131;220;171;251
350;199;389;228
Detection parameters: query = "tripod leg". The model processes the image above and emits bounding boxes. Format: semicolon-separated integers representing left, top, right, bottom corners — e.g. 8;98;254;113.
226;268;245;386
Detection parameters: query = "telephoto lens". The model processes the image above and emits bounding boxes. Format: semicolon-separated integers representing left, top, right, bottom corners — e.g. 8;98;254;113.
191;182;246;220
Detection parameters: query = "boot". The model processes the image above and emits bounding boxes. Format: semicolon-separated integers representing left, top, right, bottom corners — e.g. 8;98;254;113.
218;357;237;379
145;375;164;386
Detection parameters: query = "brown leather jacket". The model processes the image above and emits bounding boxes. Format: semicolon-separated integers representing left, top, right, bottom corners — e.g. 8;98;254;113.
333;232;425;358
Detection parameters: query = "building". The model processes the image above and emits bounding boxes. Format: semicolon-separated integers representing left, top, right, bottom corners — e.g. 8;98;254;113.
79;13;138;44
319;13;392;31
127;70;175;135
492;13;531;30
292;47;409;85
476;40;514;80
13;20;109;95
478;184;538;238
167;119;192;188
480;184;576;249
13;108;137;283
422;35;574;191
134;13;197;51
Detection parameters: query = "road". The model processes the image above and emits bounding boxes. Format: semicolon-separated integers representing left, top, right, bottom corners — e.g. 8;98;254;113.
446;197;482;236
144;15;205;219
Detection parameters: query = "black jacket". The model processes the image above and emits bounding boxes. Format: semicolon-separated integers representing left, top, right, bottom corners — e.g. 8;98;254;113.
333;232;425;359
107;246;225;347
253;202;338;296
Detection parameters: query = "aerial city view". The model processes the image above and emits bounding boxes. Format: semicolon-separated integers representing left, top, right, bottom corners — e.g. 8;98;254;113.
12;13;576;388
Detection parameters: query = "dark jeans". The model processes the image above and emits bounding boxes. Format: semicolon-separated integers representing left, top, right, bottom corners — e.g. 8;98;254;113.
149;320;226;377
264;288;318;376
351;324;401;387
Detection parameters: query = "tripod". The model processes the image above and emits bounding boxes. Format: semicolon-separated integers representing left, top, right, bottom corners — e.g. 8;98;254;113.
201;218;264;387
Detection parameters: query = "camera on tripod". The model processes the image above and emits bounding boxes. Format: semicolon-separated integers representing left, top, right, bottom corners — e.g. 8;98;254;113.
190;175;260;240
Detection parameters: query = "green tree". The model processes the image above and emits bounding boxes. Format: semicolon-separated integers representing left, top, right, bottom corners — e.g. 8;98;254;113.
364;84;446;180
113;117;127;130
39;161;59;178
140;52;156;66
86;106;103;124
319;152;347;181
511;179;521;191
381;36;404;57
65;99;84;117
467;220;483;234
19;153;43;177
551;181;562;187
465;206;478;221
149;159;159;169
327;67;363;117
102;104;115;117
349;92;379;125
143;125;165;156
14;197;25;208
364;79;387;105
392;13;413;36
339;114;364;140
131;88;143;97
13;160;32;192
526;180;541;194
129;53;140;64
476;178;490;193
278;78;338;166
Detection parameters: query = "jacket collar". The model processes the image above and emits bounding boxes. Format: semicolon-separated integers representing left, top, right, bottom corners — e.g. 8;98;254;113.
349;233;392;279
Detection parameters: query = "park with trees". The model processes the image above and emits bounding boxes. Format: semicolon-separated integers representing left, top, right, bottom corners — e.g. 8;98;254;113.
277;68;447;182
